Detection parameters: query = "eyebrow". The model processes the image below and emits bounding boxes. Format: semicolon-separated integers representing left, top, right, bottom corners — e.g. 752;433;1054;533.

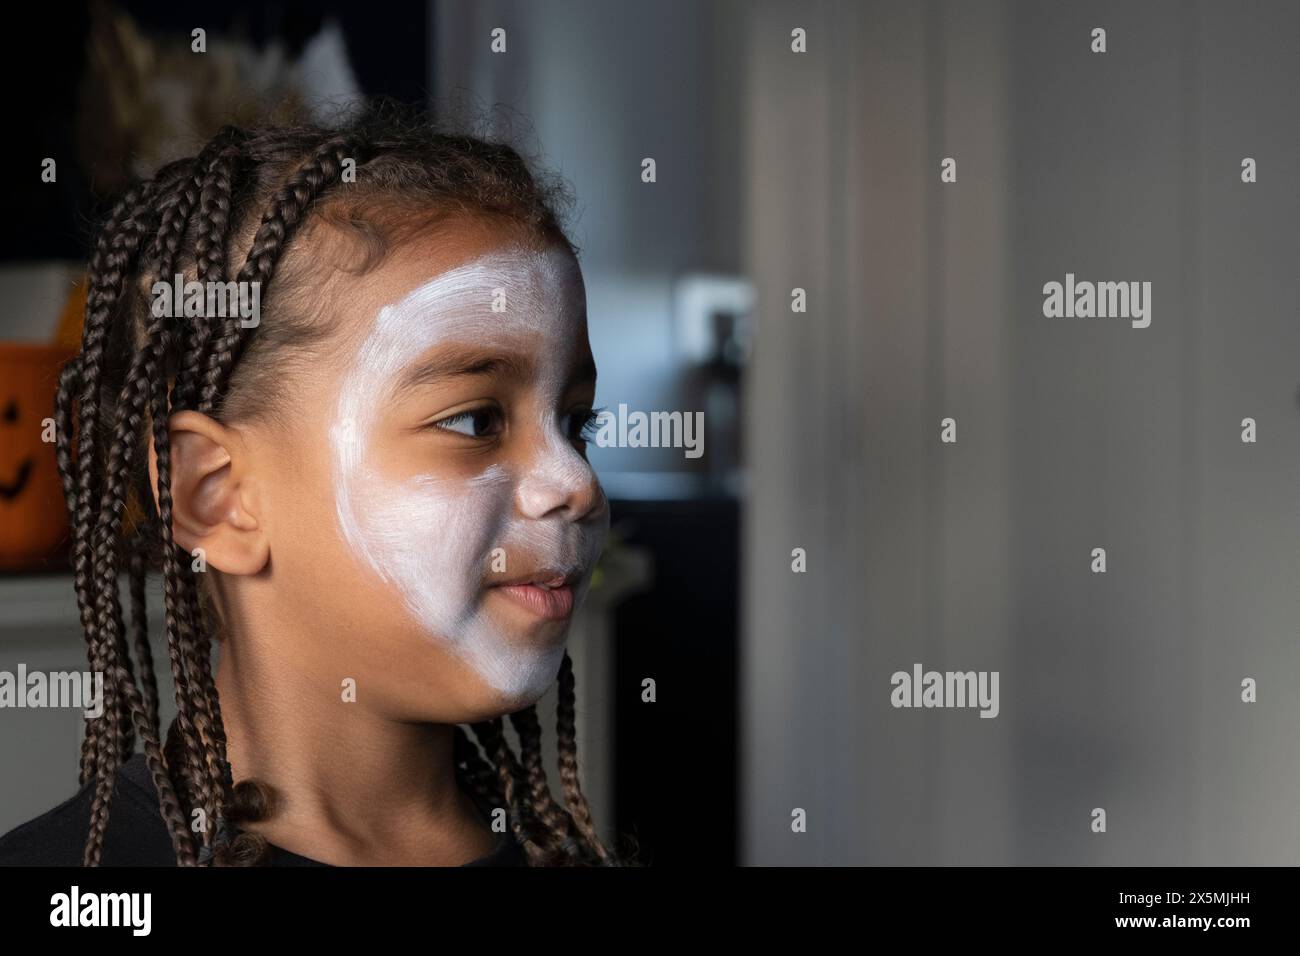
393;349;527;396
392;348;597;396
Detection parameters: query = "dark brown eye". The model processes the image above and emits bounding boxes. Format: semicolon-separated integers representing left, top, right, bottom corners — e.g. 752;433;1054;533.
2;400;17;424
431;407;502;438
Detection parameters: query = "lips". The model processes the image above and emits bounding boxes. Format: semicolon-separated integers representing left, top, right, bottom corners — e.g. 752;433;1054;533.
494;583;575;620
490;567;581;621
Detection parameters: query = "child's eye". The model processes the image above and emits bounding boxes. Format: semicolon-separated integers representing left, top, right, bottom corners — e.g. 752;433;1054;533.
430;407;503;438
562;406;604;447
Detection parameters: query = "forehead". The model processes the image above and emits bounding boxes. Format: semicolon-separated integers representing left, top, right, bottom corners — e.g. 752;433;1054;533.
337;231;588;358
382;243;584;341
323;232;590;406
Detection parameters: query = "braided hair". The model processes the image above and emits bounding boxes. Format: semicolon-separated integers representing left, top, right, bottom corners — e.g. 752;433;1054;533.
54;102;631;867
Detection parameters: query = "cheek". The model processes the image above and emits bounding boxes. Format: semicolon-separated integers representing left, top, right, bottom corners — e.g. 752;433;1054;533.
380;478;506;567
250;439;351;614
340;467;514;627
263;429;333;533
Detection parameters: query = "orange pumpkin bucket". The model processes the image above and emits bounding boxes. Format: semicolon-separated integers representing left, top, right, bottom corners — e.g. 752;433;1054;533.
0;342;77;571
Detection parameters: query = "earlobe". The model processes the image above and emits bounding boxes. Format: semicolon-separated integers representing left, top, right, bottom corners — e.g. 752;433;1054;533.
146;410;269;575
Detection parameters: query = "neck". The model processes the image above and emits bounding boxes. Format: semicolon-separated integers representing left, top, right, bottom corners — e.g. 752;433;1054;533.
209;587;497;866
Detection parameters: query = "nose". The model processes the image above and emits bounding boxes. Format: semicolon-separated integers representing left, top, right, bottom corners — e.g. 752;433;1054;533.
514;436;606;523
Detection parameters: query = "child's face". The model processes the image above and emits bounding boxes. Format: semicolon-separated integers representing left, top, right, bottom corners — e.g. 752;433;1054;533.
245;219;608;721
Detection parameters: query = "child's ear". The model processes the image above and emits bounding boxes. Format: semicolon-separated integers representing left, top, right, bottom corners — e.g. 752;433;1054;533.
146;410;268;575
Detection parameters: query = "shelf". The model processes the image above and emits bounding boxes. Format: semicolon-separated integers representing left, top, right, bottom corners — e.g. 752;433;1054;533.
0;573;165;634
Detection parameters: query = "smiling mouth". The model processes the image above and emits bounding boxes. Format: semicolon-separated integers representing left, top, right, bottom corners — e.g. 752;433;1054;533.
0;459;33;500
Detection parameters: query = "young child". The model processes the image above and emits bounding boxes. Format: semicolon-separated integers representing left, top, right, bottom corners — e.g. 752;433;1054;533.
0;105;629;867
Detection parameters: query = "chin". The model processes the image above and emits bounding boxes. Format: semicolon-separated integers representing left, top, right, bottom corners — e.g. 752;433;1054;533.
465;657;564;719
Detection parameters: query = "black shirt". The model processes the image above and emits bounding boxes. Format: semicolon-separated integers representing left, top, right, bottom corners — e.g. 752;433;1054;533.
0;752;526;866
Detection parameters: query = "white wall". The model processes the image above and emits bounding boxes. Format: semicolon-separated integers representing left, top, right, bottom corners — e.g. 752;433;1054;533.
740;0;1013;865
741;0;1300;865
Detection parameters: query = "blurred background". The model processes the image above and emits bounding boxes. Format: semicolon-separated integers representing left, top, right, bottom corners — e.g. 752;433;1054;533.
2;0;1298;865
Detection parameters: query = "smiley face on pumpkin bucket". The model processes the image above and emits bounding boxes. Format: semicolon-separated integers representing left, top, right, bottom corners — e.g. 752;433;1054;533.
0;397;33;500
0;343;77;571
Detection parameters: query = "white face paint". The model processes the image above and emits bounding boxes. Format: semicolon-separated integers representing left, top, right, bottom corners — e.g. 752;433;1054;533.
329;244;608;702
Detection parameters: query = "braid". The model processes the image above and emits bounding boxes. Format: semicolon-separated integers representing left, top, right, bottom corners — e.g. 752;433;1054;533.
112;662;198;865
555;651;611;862
113;156;218;861
173;128;247;413
72;182;165;864
197;135;357;414
147;336;217;858
471;717;546;861
75;152;215;864
53;358;81;518
509;705;583;857
69;179;158;790
127;537;160;737
461;681;619;867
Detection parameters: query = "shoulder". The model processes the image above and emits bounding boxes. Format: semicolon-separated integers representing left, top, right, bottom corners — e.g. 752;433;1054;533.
0;754;179;866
